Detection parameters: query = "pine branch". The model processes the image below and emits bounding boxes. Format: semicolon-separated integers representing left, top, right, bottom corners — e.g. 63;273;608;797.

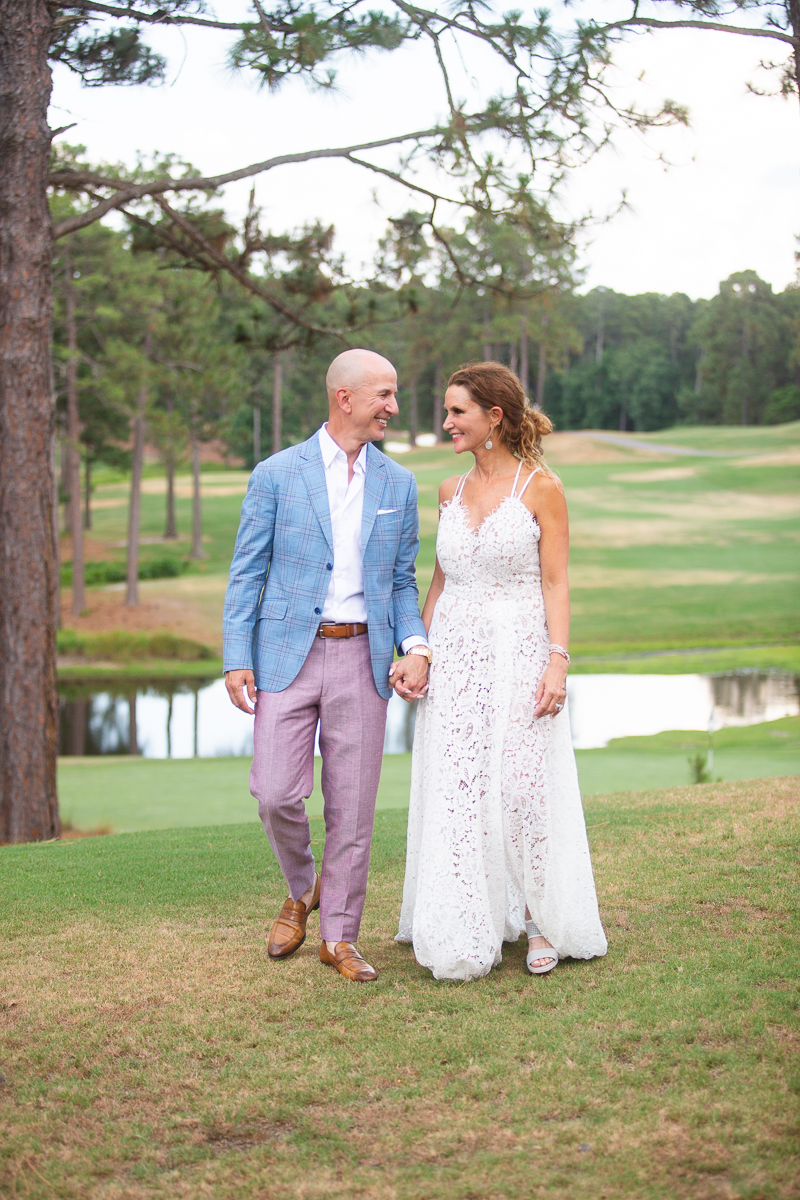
148;194;350;338
53;2;262;33
50;128;442;238
591;15;796;48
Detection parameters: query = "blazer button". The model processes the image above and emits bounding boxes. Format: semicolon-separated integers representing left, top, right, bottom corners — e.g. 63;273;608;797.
314;607;321;615
326;563;333;570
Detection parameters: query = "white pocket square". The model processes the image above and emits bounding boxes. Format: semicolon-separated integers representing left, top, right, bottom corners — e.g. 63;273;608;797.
377;508;399;515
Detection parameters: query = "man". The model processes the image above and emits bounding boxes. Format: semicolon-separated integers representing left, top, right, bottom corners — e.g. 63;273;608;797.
223;349;430;982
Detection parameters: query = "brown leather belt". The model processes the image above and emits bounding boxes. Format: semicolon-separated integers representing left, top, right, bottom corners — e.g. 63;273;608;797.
317;622;368;639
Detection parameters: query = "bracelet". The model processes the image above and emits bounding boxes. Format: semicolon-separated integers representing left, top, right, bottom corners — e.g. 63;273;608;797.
548;643;570;665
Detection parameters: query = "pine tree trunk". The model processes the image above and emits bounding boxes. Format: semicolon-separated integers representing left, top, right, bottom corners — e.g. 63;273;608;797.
433;357;444;442
63;240;85;617
408;379;418;447
190;416;205;560
125;326;152;606
0;0;60;843
536;340;547;410
164;448;177;538
271;351;283;455
84;456;91;530
253;405;261;466
125;395;146;606
520;322;529;397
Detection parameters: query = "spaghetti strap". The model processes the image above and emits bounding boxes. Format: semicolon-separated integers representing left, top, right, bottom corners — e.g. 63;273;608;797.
516;465;541;501
453;470;472;500
509;460;523;497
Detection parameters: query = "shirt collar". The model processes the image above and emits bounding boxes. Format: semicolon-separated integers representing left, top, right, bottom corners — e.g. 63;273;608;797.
319;424;368;474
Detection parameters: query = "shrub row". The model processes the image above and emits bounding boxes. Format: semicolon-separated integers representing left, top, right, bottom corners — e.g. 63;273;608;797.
60;556;187;587
57;629;215;662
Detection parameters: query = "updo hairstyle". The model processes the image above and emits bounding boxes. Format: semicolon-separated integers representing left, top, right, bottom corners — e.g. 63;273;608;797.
447;361;552;467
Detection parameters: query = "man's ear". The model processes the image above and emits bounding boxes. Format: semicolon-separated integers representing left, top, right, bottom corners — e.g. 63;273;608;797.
335;387;352;413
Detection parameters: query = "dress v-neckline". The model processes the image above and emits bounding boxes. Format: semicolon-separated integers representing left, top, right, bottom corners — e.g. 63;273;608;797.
452;462;539;536
455;492;521;537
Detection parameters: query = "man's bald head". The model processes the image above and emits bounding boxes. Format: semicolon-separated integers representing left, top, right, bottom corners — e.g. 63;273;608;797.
324;348;399;451
325;349;395;400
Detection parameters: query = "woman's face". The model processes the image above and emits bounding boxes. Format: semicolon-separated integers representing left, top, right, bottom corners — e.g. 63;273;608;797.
443;386;500;455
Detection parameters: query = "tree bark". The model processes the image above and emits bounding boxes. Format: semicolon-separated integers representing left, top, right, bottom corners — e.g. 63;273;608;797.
84;456;91;530
482;314;492;361
190;419;205;560
0;1;60;843
535;332;547;410
408;379;418;448
433;357;444;442
125;395;146;605
63;239;85;617
520;321;529;398
163;448;177;538
253;404;261;466
271;351;283;455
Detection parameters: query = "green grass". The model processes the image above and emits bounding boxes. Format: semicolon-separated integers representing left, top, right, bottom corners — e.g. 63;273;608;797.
56;719;799;834
1;776;798;1199
56;755;414;834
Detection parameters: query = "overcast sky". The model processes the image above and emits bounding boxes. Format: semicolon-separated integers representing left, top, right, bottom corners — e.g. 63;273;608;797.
49;7;800;301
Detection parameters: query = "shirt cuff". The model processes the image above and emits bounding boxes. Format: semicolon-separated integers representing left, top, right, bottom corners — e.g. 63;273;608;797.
400;635;429;655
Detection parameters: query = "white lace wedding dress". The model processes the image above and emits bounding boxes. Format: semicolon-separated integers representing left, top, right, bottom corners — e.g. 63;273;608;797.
396;463;608;981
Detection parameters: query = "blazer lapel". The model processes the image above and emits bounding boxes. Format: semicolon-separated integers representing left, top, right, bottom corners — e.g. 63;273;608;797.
361;442;387;551
299;433;334;554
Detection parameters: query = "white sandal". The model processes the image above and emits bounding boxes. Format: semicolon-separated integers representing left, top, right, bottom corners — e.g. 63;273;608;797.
525;918;558;975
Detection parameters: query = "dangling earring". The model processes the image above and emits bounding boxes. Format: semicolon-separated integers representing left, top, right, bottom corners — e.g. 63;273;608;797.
485;427;494;450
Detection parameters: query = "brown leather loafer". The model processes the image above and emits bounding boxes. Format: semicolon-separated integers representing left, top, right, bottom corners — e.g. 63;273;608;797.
267;873;320;959
319;941;378;982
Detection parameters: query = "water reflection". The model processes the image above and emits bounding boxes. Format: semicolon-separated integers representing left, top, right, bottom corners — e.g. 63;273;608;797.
58;670;799;758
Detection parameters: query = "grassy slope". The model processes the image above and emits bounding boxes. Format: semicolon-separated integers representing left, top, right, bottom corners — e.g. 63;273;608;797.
66;424;800;658
1;777;798;1200
57;718;800;833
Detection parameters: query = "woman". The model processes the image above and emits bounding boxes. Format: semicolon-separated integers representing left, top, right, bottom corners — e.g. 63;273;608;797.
396;362;607;981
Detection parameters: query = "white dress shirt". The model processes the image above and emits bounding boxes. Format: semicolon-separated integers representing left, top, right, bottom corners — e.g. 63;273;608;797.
317;424;427;654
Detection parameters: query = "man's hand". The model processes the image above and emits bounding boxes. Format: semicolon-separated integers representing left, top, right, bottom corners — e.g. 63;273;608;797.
389;655;429;702
225;669;257;714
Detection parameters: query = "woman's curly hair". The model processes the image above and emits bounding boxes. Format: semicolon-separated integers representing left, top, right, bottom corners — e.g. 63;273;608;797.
447;361;552;467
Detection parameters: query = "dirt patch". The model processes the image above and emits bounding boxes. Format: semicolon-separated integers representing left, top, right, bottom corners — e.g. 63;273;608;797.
60;575;227;650
544;432;674;465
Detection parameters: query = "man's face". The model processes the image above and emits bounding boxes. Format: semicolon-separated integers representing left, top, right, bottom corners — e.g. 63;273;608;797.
345;366;399;443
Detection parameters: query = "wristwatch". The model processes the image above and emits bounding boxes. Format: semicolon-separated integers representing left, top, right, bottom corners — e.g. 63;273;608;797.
407;645;432;664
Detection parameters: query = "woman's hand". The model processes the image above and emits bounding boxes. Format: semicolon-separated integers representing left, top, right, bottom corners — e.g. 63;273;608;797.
533;657;568;719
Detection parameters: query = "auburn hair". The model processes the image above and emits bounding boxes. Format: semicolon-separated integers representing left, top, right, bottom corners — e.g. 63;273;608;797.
447;361;552;467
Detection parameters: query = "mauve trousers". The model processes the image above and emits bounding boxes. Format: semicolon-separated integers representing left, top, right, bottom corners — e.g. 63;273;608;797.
250;634;389;943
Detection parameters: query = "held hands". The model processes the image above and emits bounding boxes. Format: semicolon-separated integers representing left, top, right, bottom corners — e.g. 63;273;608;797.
225;669;257;714
389;654;429;702
533;657;568;719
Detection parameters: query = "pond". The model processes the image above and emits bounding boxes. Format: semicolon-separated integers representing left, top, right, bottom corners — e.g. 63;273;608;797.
58;670;799;758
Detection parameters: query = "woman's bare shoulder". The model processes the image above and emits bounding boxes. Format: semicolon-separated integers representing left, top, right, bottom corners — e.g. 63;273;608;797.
521;466;566;514
438;474;462;503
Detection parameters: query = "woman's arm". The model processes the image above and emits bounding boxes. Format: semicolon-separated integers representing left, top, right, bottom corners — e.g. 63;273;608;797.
525;472;570;718
421;556;446;633
419;475;458;632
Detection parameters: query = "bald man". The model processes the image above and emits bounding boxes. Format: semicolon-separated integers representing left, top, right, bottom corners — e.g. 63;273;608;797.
223;350;429;982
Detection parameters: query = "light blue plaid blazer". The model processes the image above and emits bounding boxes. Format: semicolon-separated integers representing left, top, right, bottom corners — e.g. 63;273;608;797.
222;432;426;700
